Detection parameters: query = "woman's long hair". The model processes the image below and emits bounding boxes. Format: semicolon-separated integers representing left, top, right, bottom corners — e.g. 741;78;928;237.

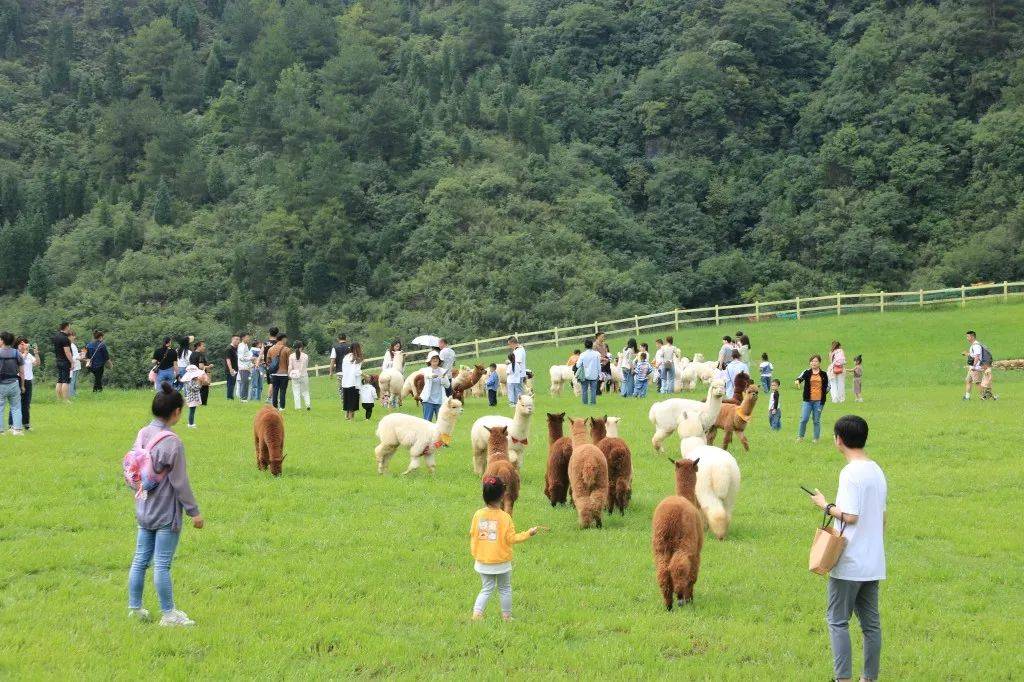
626;338;638;352
294;341;305;361
349;342;363;363
830;340;842;352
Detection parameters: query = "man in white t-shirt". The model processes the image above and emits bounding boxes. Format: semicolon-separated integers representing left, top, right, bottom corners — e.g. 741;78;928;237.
237;333;252;403
962;330;984;400
658;336;678;394
506;336;527;407
438;338;456;396
811;415;887;682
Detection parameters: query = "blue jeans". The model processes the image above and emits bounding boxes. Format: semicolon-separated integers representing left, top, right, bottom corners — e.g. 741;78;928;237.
128;525;181;613
155;368;174;391
581;379;598;405
422;401;440;422
660;365;674;393
761;376;772;393
799;401;823;439
507;381;523;407
70;370;80;396
769;408;781;431
0;381;22;432
620;372;634;397
238;370;251;400
249;371;264;400
474;570;513;615
633;378;648;398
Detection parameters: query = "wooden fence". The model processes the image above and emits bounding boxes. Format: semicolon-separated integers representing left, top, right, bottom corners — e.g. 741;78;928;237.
214;280;1024;386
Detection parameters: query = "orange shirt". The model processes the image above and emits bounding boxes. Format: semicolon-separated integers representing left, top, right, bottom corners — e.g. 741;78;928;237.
567;353;580;366
809;371;823;402
470;507;532;564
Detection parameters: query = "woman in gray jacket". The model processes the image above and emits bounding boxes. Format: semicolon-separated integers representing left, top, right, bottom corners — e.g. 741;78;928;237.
127;383;204;626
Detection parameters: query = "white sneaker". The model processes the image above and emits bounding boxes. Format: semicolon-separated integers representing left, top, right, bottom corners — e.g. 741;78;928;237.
159;609;196;627
10;430;24;436
128;607;151;621
187;424;197;429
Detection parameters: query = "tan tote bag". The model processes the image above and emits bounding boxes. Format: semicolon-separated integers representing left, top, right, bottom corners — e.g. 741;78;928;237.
809;513;847;575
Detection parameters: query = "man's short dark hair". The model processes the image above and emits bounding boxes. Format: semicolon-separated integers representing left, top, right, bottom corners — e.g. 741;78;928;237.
338;334;347;341
163;337;171;345
59;321;70;331
723;335;732;343
731;350;740;359
584;339;594;349
834;415;869;449
966;330;976;336
17;336;29;345
269;326;279;337
489;363;497;369
0;331;13;346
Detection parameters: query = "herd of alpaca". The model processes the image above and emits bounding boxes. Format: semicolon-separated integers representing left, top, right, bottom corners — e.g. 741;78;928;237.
254;338;756;610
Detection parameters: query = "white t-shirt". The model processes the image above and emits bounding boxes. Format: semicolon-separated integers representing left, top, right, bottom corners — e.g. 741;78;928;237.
341;353;362;388
439;347;456;376
178;348;191;369
70;343;81;371
968;341;983;369
507;346;526;384
21;351;36;381
237;342;252;370
359;384;377;404
831;459;888;581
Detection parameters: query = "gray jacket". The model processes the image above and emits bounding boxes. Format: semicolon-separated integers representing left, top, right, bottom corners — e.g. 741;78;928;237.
133;420;200;531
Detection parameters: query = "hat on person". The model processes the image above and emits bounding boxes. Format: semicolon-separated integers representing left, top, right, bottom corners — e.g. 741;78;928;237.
181;364;205;382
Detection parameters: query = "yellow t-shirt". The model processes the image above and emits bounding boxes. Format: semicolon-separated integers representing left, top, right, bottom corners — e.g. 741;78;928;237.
809;372;823;402
469;507;531;565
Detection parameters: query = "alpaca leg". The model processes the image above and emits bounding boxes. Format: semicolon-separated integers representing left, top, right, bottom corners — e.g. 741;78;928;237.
722;430;732;450
706;428;717;446
657;566;674;611
402;454;422;476
686;553;701;603
473;447;487;476
425;453;437;475
375;442;395;475
739;432;749;451
652;428;670;453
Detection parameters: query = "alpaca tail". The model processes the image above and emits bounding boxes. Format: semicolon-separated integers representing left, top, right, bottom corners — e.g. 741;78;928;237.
705;502;730;540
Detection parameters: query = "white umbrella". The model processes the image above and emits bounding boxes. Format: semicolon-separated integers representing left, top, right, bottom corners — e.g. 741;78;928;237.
411;335;441;347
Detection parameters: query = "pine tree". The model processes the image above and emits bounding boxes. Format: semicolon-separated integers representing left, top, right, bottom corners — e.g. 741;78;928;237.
153;179;173;225
206;160;228;201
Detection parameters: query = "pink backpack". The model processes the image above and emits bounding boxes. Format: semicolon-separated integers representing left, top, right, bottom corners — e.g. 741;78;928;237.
123;430;177;500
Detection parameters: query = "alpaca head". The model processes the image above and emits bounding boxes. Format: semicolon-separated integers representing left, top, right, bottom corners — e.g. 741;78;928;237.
546;412;566;438
440;398;463;421
568;417;589;443
588;415;607;443
669;551;695;603
692;353;705;363
270;452;287;477
743;384;759;403
606;416;621;438
708;379;725;399
669;457;699;500
484;425;510;458
516;393;534;415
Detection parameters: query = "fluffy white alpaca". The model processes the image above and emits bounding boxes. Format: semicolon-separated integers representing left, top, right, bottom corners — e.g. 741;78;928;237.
680;437;741;540
549;364;578;396
608;360;623;393
672;356;691;392
494;363;509;396
401;367;430;403
648;379;726;453
379;350;405;408
679;360;718;391
374;398;463;475
470;393;535;474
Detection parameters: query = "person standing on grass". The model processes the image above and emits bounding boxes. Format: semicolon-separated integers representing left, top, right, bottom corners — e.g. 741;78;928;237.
267;333;292;411
289;341;311;411
768;378;781;431
506;336;526;407
53;322;73;403
717;335;734;366
127;383;204;627
152;338;178;392
577;339;601;406
223;335;239;400
810;415;886;682
11;338;38;431
340;342;363;420
724;349;749;400
0;331;25;436
237;333;252;404
360;375;377;420
486;363;499;406
829;341;847;404
796;354;829;443
735;331;751;366
961;330;991;401
619;338;637;398
470;476;539;622
632;352;653;398
174;336;193;387
420;354;449;422
68;332;83;398
329;334;351;409
181;365;205;429
852;355;864;403
262;327;280;404
659;337;679;394
439;338;456;397
190;340;211;406
248;340;264;401
86;331;111;392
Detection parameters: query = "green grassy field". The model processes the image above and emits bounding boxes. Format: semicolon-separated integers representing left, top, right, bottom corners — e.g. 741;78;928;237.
2;302;1022;680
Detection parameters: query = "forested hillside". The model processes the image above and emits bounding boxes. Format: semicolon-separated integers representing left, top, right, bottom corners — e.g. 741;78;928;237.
1;0;1023;384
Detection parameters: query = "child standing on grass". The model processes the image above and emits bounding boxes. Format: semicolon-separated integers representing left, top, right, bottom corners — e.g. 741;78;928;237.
127;383;203;627
853;355;863;402
181;365;204;429
470;477;539;622
360;376;377;420
633;352;653;398
485;363;499;406
768;378;781;431
759;353;773;393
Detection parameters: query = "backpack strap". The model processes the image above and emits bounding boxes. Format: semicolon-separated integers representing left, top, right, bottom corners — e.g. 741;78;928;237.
144;430;179;472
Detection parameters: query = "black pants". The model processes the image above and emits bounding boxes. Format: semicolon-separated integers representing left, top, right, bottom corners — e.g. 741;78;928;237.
363;402;374;420
271;375;289;409
226;372;236;400
188;405;197;425
488;389;497;406
91;366;105;391
9;379;30;429
200;384;209;406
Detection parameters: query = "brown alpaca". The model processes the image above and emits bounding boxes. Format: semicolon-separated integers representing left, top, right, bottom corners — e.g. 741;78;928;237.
544;412;573;506
708;384;759;451
253;406;286;476
412;372;425;405
721;371;751;405
567;418;609;529
651;458;704;609
482;426;520;514
451;364;485;400
592;416;633;515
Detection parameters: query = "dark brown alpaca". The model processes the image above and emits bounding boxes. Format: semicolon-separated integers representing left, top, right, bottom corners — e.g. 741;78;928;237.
708;384;759;451
412;372;425;405
721;372;751;405
651;458;704;609
544;412;573;506
567;418;609;529
591;416;633;515
254;406;286;476
483;426;520;514
451;364;485;400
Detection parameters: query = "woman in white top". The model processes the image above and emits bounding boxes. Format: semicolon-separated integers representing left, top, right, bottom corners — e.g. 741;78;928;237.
289;341;312;411
829;341;847;403
340;343;363;420
381;340;403;371
69;332;82;397
16;338;40;431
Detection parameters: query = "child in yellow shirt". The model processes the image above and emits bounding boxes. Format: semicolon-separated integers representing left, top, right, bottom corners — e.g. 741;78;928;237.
470;476;538;621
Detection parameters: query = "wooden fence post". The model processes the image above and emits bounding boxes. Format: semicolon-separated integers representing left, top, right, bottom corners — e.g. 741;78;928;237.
1004;281;1009;301
474;339;480;357
594;321;599;334
879;291;885;313
634;315;640;335
714;305;720;325
960;285;966;308
919;289;924;307
674;309;680;330
554;327;560;347
754;301;760;321
836;293;841;316
796;297;801;320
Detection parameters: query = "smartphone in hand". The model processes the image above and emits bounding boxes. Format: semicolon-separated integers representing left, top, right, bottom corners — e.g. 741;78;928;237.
800;485;815;496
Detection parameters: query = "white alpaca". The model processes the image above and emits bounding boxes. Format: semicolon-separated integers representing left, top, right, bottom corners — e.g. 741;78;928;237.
609;360;623;393
648;379;726;453
672;356;691;392
374;398;463;475
401;367;430;403
378;351;405;408
549;365;578;396
681;437;741;540
679;360;717;391
470;393;535;474
494;363;509;396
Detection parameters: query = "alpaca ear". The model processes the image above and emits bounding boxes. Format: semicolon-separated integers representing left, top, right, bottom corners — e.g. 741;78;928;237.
667;457;676;465
692;457;700;468
484;426;491;433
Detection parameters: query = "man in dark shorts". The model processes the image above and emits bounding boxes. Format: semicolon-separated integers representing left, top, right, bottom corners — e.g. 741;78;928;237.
53;322;73;403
